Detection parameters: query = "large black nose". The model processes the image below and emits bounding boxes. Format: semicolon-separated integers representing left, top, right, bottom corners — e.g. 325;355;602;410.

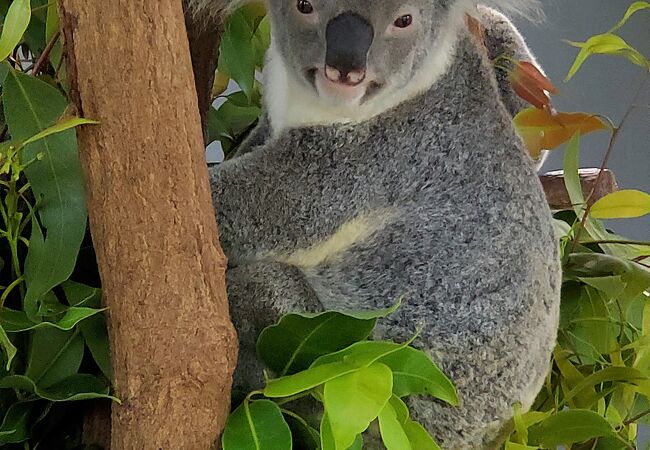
325;12;374;84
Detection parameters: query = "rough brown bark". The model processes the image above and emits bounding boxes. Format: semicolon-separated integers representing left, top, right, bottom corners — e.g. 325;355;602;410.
59;1;238;448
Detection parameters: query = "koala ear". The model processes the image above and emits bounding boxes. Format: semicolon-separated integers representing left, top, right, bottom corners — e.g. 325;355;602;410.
185;0;250;22
471;0;543;20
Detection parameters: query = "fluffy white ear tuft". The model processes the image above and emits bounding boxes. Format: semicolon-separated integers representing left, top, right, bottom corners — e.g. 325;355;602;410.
472;0;543;20
184;0;248;23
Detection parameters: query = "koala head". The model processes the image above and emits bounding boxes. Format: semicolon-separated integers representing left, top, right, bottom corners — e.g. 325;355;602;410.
266;0;464;107
256;0;538;130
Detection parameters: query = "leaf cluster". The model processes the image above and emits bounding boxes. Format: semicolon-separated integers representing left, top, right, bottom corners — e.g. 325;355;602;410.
0;1;113;448
222;303;458;450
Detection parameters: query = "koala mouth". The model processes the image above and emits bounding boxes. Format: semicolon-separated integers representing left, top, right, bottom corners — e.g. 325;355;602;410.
306;68;382;105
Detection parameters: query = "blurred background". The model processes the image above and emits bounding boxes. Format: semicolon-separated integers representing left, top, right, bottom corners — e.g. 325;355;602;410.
515;0;649;241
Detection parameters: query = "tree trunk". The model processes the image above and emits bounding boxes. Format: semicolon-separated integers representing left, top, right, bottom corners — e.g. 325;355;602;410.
183;7;223;142
59;1;238;448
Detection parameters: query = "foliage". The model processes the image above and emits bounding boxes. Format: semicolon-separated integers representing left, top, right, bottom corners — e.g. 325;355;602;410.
0;0;648;449
222;304;456;450
0;0;113;448
503;3;650;449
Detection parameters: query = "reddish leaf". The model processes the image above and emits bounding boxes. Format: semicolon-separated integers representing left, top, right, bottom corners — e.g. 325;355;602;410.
513;108;608;158
509;61;558;109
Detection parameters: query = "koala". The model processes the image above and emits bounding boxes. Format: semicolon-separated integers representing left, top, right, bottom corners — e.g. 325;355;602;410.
200;0;562;448
234;5;549;168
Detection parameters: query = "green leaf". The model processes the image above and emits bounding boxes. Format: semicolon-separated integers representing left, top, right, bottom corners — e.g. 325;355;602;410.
0;324;16;370
528;410;617;447
378;346;458;405
0;401;34;444
388;395;409;424
561;366;648;406
62;281;101;307
0;60;9;84
3;70;87;320
264;360;359;398
258;303;399;376
0;0;30;61
609;2;650;32
347;435;363;450
590;190;650;219
45;0;59;42
563;132;585;213
222;400;292;450
0;306;104;332
0;374;116;402
25;328;84;388
252;15;270;68
324;363;393;450
565;33;649;81
79;315;111;381
571;287;618;355
578;275;626;299
283;411;320;450
378;401;412;450
402;419;441;450
320;411;336;450
21;117;97;147
219;10;256;99
505;443;539;450
312;339;413;369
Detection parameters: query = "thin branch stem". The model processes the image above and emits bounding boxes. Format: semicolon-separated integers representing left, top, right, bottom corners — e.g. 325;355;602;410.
31;31;61;76
571;75;649;250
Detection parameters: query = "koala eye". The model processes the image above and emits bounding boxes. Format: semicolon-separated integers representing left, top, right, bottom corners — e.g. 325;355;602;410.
296;0;314;14
393;14;413;28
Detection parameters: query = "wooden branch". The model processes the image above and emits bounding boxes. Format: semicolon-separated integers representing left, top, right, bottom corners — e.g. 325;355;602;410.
59;0;238;448
540;168;619;211
184;9;222;143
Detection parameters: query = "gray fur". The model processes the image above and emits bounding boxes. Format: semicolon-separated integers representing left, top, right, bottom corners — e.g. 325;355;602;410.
204;1;560;448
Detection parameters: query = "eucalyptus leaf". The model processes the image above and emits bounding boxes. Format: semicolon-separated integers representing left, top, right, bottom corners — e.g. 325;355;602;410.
0;323;16;370
378;346;458;405
79;315;112;380
324;363;393;450
609;1;650;32
264;360;359;398
0;374;116;402
21;117;97;147
566;33;650;81
0;401;34;445
62;281;102;307
378;401;412;450
528;409;617;447
25;328;84;388
219;10;256;99
222;400;292;450
312;339;413;369
0;0;30;61
257;304;399;375
402;419;441;450
3;70;87;320
283;411;320;450
0;306;104;332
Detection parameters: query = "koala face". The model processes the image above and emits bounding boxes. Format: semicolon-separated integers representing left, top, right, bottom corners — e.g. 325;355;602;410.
266;0;459;107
